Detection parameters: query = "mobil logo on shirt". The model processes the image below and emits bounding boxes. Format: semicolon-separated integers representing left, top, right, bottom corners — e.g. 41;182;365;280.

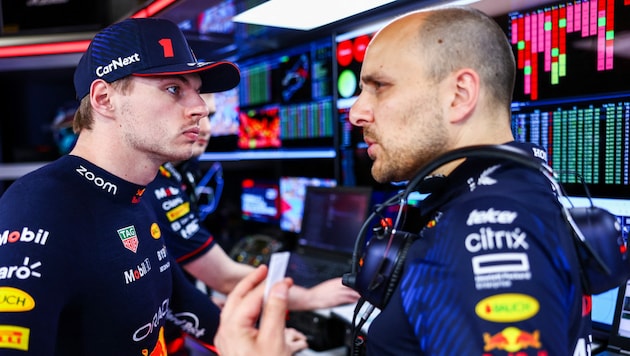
0;227;50;248
123;258;152;285
153;186;180;200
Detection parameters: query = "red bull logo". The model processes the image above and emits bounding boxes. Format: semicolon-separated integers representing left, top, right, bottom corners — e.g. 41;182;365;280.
141;326;167;356
483;326;542;353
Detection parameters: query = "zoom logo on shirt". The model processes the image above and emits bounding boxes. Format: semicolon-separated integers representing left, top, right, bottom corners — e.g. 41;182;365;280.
76;165;118;195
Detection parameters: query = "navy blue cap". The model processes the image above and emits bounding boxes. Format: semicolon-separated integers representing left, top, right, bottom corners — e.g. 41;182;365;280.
74;17;240;100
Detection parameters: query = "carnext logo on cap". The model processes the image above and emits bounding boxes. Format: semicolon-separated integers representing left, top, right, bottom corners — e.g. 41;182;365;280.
96;53;141;78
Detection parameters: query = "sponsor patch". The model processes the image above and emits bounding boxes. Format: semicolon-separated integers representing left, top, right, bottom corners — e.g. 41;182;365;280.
166;310;206;338
483;326;542;353
123;258;151;285
142;326;167;356
466;209;517;225
150;223;161;239
132;188;146;204
166;202;191;222
76;165;118;195
475;293;539;322
134;299;169;342
0;228;49;247
468;165;500;191
472;253;532;290
0;325;30;351
153;186;179;199
465;227;528;253
0;287;35;312
117;225;139;253
95;53;141;77
0;257;42;281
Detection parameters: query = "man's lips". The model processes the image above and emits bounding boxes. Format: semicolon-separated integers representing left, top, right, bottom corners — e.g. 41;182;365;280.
183;127;200;140
364;138;377;159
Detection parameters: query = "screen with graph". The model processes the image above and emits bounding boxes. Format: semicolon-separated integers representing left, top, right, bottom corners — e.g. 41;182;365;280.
497;0;630;197
236;36;335;149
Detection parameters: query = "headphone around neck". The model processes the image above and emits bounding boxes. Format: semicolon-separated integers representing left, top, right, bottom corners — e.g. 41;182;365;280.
342;144;627;313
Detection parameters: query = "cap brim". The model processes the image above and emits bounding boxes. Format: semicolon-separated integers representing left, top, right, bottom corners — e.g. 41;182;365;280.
134;60;240;93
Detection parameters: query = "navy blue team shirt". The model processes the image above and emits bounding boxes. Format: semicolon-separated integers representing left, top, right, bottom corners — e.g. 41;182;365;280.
0;155;221;355
144;162;216;265
366;142;592;355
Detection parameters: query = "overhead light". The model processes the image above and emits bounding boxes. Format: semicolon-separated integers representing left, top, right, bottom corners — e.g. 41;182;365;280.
0;0;179;58
232;0;397;31
424;0;481;10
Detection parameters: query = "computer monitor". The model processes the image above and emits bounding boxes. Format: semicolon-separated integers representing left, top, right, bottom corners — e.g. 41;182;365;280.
279;176;337;233
240;178;280;224
298;186;372;255
496;1;630;198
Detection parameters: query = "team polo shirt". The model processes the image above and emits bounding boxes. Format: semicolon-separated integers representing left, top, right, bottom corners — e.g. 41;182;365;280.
0;155;221;355
366;142;592;355
144;162;216;265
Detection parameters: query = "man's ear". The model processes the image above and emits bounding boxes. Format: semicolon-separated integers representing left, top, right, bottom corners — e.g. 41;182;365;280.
89;79;115;118
449;68;479;123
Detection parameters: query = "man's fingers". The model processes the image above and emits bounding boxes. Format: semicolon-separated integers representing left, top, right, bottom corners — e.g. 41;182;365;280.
285;327;309;354
258;278;292;343
222;265;268;315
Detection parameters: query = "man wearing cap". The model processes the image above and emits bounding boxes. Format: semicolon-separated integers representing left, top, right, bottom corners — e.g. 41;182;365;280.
145;93;357;354
0;18;252;355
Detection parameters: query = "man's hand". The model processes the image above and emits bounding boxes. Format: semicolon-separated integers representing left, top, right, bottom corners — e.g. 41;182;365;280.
215;265;302;356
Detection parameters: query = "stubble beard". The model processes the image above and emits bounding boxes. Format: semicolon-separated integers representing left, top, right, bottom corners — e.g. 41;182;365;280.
371;105;448;184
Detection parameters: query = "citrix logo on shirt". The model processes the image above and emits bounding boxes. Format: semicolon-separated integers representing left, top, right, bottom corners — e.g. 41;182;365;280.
465;208;527;253
0;228;49;247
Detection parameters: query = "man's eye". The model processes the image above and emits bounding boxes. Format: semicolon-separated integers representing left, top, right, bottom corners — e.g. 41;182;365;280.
167;86;180;95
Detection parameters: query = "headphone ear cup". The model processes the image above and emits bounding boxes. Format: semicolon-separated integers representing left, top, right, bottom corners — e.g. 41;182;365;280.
355;230;418;309
381;236;414;308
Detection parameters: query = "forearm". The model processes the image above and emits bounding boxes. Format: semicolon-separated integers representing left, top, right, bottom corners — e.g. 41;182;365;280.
287;284;316;310
183;245;256;295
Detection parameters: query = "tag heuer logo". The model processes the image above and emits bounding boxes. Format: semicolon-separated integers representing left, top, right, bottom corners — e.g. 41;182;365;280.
117;225;139;253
